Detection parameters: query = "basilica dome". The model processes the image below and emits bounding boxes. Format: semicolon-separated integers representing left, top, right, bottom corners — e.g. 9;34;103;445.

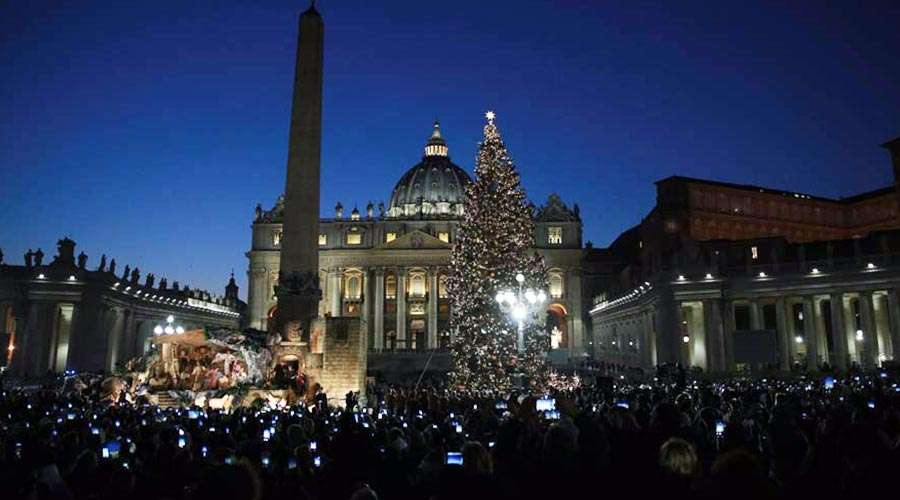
387;122;471;218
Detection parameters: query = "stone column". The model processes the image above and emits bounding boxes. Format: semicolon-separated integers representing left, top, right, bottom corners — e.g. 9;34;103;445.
8;301;30;376
654;294;681;366
859;291;879;368
802;297;818;371
329;268;342;317
427;268;439;349
722;300;736;371
775;296;791;370
360;268;370;348
396;268;407;348
567;268;585;357
685;304;705;369
374;268;385;351
749;299;762;330
887;289;900;361
704;299;725;373
829;294;848;370
103;307;119;372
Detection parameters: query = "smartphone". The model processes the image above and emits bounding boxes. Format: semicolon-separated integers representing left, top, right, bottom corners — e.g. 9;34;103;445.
309;441;317;451
187;410;199;419
544;410;560;420
488;441;495;448
178;437;186;449
224;456;236;465
261;454;270;467
263;429;271;441
201;445;208;458
288;458;298;470
536;397;556;412
495;401;508;410
455;423;463;433
615;401;629;410
314;456;321;468
106;441;121;458
715;421;725;437
823;376;834;390
446;452;463;465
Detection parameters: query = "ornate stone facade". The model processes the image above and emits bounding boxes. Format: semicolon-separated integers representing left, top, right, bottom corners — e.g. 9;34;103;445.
0;238;244;375
589;138;900;373
247;124;588;358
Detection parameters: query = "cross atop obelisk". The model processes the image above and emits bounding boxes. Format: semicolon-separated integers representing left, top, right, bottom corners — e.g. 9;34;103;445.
275;2;324;342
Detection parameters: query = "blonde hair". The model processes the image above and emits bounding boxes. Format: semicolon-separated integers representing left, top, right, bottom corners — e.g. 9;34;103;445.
659;438;699;476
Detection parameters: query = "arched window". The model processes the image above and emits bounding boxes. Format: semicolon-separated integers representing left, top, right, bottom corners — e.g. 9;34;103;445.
549;271;564;299
438;275;449;298
344;271;362;300
408;270;426;298
385;274;397;299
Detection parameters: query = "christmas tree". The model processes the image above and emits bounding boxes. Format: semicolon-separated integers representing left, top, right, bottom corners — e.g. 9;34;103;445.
447;111;550;392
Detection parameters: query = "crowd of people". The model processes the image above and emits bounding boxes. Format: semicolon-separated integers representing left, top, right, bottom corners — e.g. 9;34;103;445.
2;369;899;500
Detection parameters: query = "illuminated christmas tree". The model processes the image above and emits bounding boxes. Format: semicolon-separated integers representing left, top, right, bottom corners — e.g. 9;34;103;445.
447;111;550;392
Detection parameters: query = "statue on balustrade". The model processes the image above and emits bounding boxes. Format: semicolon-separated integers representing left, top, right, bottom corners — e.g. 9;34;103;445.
98;254;107;272
77;251;88;270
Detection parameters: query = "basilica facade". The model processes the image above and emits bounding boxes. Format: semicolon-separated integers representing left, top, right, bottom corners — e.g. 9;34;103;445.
247;123;587;358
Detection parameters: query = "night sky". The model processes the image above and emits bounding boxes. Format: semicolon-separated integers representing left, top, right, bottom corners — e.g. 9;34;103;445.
2;0;899;298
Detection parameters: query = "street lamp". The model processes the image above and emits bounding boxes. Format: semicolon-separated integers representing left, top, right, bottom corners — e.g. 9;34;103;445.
495;272;548;353
154;314;185;336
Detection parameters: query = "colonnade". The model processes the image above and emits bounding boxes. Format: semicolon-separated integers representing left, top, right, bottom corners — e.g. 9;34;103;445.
593;286;900;374
323;266;447;351
677;288;900;372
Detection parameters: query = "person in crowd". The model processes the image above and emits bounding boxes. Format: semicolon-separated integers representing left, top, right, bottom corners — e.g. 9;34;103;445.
2;370;899;500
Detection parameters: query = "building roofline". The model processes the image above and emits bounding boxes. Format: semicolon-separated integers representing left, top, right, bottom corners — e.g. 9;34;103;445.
654;175;892;205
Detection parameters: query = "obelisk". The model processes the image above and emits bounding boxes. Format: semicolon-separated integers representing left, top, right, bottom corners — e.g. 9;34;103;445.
275;3;324;342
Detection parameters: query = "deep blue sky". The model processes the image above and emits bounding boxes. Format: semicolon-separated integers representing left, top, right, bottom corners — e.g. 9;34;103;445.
2;1;899;298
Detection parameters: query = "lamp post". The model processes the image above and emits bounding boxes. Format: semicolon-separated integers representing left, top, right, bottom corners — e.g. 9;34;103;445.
495;273;548;353
153;314;185;337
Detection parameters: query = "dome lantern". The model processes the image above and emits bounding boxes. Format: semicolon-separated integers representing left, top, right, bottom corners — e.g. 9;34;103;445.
424;121;449;158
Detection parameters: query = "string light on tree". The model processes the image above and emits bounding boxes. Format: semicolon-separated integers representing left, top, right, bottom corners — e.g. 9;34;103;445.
447;111;551;392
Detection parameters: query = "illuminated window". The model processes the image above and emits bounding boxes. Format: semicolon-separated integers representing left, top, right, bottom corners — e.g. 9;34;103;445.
751;246;758;260
548;227;563;245
346;232;362;245
385;274;397;299
273;230;282;247
344;272;361;300
549;272;564;298
385;232;397;243
408;270;426;298
438;275;448;298
438;231;450;243
318;234;327;246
